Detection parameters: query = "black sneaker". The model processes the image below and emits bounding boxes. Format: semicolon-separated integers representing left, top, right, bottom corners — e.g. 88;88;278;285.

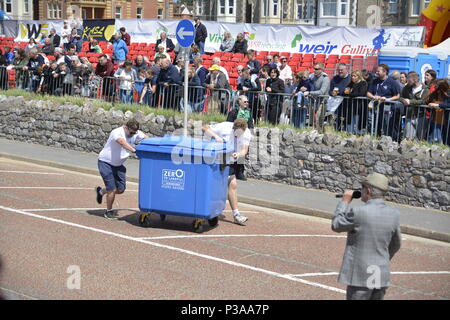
104;210;118;220
96;186;103;204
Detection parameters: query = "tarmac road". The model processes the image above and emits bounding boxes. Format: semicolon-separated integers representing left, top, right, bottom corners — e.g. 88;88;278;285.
0;158;449;300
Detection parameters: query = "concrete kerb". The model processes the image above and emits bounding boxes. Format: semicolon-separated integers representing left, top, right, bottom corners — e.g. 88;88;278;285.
1;152;449;244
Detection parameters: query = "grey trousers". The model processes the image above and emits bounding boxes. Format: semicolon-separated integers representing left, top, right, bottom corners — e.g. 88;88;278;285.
346;286;387;300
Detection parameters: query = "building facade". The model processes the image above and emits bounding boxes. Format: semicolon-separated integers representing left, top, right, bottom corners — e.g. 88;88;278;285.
0;0;34;20
193;0;429;26
357;0;431;27
36;0;173;20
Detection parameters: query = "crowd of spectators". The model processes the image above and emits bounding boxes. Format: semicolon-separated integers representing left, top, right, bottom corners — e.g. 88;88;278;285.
0;18;448;145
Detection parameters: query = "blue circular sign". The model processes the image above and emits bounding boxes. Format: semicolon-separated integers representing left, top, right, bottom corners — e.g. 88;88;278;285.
176;19;195;48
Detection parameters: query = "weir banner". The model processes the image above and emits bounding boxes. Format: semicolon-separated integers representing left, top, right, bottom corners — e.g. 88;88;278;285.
116;19;424;56
9;19;425;57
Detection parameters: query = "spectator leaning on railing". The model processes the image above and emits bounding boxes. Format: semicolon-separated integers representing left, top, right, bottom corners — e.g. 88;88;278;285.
204;64;231;114
246;50;261;75
304;62;330;97
180;67;202;113
42;38;55;56
3;46;14;65
265;67;285;125
366;64;401;140
211;57;229;81
292;70;315;129
94;54;115;100
425;79;449;144
399;71;429;141
11;48;29;89
139;69;157;106
114;60;137;104
342;70;368;134
237;66;261;124
157;57;183;109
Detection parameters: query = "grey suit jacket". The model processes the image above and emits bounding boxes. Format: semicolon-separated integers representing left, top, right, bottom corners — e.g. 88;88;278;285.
332;199;401;288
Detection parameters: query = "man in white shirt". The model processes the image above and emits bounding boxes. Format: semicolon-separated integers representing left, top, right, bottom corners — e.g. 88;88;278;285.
96;119;148;219
202;118;252;225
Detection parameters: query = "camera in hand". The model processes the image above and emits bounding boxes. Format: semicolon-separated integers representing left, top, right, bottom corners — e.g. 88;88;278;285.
335;190;361;199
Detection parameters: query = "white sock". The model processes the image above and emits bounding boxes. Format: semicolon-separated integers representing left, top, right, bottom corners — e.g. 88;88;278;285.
232;209;240;217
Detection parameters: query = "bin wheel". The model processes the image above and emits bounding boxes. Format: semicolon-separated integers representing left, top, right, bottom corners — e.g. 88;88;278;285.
208;217;218;227
160;214;166;222
193;219;204;233
138;213;152;228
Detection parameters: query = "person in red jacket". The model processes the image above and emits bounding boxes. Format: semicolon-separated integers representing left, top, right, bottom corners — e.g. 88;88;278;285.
119;27;131;47
94;54;116;101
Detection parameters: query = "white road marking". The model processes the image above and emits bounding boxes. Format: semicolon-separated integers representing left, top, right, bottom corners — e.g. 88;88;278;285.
288;271;450;277
137;234;347;240
0;170;64;176
0;205;346;295
0;187;138;191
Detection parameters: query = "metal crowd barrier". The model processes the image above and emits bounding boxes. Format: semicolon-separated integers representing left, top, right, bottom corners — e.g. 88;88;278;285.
1;64;448;146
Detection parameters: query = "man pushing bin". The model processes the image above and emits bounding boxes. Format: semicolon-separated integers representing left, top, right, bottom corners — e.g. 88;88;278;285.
202;118;252;225
95;119;148;219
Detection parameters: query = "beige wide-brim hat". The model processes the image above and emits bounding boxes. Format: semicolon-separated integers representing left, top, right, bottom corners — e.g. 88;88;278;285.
361;173;389;192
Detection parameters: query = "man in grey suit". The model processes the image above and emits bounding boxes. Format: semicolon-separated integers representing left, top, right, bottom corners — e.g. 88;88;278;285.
332;172;402;300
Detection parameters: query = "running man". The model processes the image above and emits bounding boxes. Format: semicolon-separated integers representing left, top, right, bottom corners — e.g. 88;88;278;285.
202;118;252;225
96;119;148;219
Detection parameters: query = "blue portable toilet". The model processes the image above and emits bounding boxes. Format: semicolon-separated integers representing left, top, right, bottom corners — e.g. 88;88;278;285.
135;135;233;232
379;38;450;81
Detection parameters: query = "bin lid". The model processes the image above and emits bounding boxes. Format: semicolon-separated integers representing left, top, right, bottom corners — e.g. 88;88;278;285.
137;135;233;153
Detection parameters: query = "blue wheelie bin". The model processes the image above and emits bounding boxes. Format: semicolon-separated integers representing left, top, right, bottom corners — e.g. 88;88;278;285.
135;135;233;232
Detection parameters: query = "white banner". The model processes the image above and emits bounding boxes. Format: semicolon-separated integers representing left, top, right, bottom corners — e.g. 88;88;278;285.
15;20;80;42
116;19;424;57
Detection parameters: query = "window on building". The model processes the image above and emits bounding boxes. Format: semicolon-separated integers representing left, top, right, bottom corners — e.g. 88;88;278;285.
157;8;163;19
5;0;12;13
115;7;122;19
24;0;29;13
228;0;234;14
57;3;61;18
298;0;315;20
219;0;225;14
273;0;279;16
262;0;268;17
340;0;347;15
424;0;431;9
389;0;398;14
196;0;204;15
47;4;53;19
137;7;143;19
322;0;337;16
411;0;420;16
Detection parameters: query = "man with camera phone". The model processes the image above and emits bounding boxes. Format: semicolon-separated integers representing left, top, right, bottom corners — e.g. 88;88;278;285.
331;173;402;300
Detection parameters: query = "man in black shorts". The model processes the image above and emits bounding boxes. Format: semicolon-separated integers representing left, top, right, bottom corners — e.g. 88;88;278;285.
202;118;252;225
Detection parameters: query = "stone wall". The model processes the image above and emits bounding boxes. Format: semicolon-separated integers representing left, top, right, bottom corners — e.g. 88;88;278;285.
0;95;449;211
